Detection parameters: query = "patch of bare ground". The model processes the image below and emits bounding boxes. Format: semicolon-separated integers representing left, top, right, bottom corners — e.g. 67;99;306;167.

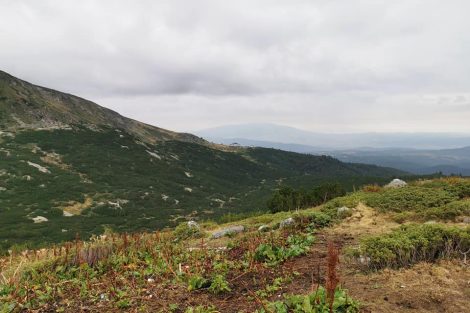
325;203;470;313
328;203;399;237
342;261;470;313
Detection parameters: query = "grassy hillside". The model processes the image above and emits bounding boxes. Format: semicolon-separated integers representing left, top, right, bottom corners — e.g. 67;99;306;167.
0;70;407;253
0;126;404;253
1;178;469;312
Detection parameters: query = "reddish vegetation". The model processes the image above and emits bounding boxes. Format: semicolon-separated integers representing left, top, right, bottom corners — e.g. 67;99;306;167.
326;242;340;312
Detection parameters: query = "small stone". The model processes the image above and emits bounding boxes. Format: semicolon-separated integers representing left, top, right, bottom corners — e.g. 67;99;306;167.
337;206;350;215
31;216;48;223
187;220;199;229
211;225;245;239
258;225;270;232
358;255;371;265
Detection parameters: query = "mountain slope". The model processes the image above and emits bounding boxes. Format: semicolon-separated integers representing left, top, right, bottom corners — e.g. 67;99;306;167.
0;70;405;252
332;146;470;176
0;70;204;144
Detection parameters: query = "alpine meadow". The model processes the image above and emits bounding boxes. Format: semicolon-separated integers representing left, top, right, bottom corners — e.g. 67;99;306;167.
1;1;470;312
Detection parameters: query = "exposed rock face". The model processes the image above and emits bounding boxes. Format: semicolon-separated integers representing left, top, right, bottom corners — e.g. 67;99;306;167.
211;225;245;239
385;178;407;188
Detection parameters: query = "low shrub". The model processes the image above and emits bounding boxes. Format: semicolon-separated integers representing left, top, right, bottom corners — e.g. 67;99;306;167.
187;275;210;291
254;233;315;266
174;222;204;241
208;274;231;294
362;184;383;193
256;287;359;313
321;193;365;217
354;224;470;269
185;305;218;313
364;187;457;213
304;212;333;229
420;200;470;221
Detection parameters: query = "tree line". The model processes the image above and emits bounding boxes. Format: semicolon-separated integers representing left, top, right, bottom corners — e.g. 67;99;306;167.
267;183;345;213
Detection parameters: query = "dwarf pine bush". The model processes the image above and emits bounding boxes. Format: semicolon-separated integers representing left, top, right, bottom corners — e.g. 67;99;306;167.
356;224;470;269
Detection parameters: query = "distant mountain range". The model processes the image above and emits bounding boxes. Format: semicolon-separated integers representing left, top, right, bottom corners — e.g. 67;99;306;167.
0;70;403;251
196;124;470;176
197;123;470;150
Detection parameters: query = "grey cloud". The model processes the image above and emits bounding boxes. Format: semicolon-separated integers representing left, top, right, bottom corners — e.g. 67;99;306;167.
1;0;470;132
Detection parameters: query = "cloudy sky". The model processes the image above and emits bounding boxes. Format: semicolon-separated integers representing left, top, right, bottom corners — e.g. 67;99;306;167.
1;0;469;133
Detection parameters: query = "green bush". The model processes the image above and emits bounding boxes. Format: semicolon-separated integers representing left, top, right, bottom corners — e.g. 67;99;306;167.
208;274;231;294
255;233;314;266
365;186;457;213
356;224;470;269
420;200;470;221
256;286;359;313
304;212;333;229
187;275;210;291
174;222;204;241
185;305;218;313
321;193;365;217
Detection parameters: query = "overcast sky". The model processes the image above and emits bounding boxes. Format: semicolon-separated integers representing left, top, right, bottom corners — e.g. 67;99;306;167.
1;0;470;133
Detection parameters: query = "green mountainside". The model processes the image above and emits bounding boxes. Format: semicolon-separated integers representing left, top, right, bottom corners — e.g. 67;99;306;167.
0;70;405;252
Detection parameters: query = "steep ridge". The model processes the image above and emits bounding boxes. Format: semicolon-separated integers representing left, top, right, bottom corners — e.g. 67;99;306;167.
0;70;204;144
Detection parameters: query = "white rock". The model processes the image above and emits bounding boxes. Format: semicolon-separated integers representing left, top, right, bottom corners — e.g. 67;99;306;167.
258;225;270;232
280;217;295;228
146;150;162;160
27;161;50;174
337;206;351;215
184;171;193;178
32;216;48;223
358;255;371;265
187;221;199;229
385;178;407;188
184;187;193;193
211;225;245;239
